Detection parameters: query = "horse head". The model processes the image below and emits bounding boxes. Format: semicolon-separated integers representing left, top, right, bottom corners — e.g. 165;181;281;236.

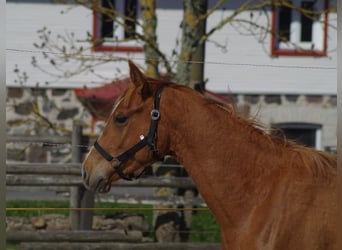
82;61;170;193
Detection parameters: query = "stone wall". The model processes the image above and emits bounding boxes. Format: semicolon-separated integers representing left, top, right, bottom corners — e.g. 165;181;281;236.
6;87;337;163
6;213;150;236
6;87;93;134
6;87;93;163
233;93;337;152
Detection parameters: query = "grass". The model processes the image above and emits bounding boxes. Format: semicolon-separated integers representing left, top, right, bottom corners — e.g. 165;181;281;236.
5;242;19;250
6;200;220;244
6;200;70;217
190;209;221;242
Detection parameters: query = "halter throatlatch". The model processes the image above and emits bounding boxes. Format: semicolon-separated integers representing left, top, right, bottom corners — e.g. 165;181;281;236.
93;87;164;181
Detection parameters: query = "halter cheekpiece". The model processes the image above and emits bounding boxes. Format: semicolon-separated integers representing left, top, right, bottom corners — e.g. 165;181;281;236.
93;87;164;181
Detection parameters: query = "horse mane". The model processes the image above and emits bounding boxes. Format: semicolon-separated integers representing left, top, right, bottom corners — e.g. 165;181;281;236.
145;77;336;180
211;95;336;179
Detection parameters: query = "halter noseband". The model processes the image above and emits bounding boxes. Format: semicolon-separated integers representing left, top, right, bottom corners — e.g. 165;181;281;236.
93;87;164;181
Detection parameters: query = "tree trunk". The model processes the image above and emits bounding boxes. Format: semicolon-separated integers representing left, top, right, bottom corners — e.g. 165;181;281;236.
176;0;207;88
140;0;159;78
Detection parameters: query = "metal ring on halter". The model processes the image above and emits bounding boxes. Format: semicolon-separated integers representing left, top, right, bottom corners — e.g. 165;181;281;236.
110;157;121;167
150;109;160;120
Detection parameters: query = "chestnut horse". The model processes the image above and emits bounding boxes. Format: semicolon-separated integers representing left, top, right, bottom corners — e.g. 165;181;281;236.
82;61;337;249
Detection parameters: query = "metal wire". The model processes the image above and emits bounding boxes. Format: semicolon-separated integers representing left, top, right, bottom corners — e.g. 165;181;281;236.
6;48;336;70
6;207;209;212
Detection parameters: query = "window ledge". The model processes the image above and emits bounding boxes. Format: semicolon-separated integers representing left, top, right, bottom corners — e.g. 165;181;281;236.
92;45;143;53
271;49;327;57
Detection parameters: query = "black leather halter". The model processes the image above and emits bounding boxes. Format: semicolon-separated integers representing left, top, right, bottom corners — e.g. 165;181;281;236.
93;87;164;181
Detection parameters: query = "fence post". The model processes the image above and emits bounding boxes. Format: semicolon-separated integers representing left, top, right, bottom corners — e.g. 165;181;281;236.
71;120;95;230
70;120;82;230
79;185;94;230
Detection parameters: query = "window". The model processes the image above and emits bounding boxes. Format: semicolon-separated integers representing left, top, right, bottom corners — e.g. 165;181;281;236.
93;0;143;52
273;123;322;150
271;0;328;56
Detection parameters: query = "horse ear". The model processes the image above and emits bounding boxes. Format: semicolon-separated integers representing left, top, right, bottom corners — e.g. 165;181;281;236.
128;60;152;99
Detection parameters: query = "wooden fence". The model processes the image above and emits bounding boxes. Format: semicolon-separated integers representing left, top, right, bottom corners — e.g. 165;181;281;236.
6;231;221;250
6;162;204;205
6;122;216;248
6;163;197;188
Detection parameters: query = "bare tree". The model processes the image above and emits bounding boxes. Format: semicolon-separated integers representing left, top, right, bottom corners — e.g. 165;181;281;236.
140;0;159;77
175;0;207;88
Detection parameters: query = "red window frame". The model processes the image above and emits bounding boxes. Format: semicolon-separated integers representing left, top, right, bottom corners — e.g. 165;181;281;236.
271;0;329;57
92;0;143;53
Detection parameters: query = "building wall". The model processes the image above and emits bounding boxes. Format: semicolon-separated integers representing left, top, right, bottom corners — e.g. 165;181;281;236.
6;87;92;135
203;2;337;94
6;1;337;94
6;87;93;162
240;94;337;152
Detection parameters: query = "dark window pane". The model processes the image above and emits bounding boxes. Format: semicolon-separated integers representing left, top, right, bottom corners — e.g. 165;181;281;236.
124;0;137;39
301;1;314;42
101;0;115;38
273;123;321;148
277;3;292;42
282;128;316;147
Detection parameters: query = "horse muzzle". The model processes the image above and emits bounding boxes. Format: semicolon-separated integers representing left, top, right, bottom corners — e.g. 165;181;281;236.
81;162;113;193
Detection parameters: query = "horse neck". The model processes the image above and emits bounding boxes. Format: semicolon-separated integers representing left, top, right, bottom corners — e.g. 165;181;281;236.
162;86;276;177
161;87;285;226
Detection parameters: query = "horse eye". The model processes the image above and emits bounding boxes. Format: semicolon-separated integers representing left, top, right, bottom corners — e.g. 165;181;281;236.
114;114;128;125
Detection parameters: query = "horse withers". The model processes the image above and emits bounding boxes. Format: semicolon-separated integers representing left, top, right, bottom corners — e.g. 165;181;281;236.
82;61;337;250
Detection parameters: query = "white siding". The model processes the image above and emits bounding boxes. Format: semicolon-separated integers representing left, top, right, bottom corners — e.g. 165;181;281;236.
6;1;337;94
203;7;336;94
6;3;130;88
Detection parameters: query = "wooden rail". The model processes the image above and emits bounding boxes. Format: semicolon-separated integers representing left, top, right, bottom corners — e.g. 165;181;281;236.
8;231;222;250
6;135;71;144
6;164;197;189
6;163;81;175
6;173;196;189
19;242;221;250
7;230;142;243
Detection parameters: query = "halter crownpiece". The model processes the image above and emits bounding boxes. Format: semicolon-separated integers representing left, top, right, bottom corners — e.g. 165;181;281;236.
93;86;164;181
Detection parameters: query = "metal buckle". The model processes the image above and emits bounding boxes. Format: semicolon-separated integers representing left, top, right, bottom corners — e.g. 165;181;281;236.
110;158;121;167
150;109;160;121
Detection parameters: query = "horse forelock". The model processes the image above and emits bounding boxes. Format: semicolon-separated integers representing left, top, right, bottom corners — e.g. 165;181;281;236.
111;97;125;115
